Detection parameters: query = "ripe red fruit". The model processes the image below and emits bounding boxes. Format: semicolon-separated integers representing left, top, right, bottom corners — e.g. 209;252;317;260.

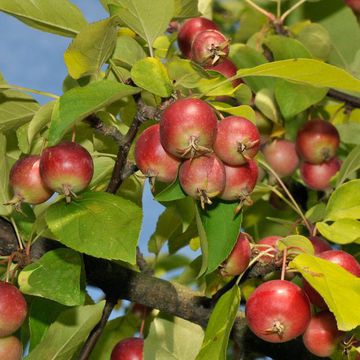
255;235;282;264
8;155;53;207
135;125;180;184
245;280;311;343
160;98;218;159
0;281;27;337
220;232;251;276
205;59;242;87
191;29;229;66
111;337;143;360
308;236;332;255
300;157;341;191
296;119;340;164
219;159;258;202
179;154;225;208
345;0;360;13
0;336;23;360
177;17;218;58
40;142;94;201
303;311;343;357
213;116;260;166
262;139;299;177
303;250;360;309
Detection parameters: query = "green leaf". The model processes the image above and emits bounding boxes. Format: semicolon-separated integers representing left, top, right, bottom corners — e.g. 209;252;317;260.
336;123;360;145
236;59;360;93
64;18;118;79
28;100;56;146
131;58;173;97
336;145;360;186
305;202;327;223
0;89;39;132
0;134;11;215
89;156;115;188
18;248;85;306
45;192;142;263
324;180;360;221
275;80;327;119
290;254;360;331
196;201;243;276
112;36;147;67
29;298;67;351
195;286;240;360
25;301;105;360
263;35;312;60
212;104;256;121
144;316;204;360
154;178;187;202
277;235;315;255
0;0;87;37
174;0;200;18
254;88;280;123
317;219;360;245
48;80;140;145
110;0;175;50
90;315;140;360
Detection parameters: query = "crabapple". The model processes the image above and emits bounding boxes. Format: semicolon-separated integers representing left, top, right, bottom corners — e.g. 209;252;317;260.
179;154;225;209
220;232;251;276
303;311;343;357
40;142;94;201
135;124;180;184
0;281;27;337
8;155;53;207
177;17;218;58
205;59;242;87
262;139;299;177
213;116;260;166
300;157;341;191
308;236;332;255
245;280;311;343
345;0;360;13
191;29;229;66
0;336;22;360
160;98;218;159
303;250;360;309
219;159;258;202
111;337;143;360
296;120;340;164
255;235;282;264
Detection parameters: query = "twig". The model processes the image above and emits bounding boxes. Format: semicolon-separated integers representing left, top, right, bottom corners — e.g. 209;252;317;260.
211;276;239;305
327;89;360;109
280;0;307;23
84;115;124;144
136;247;153;275
77;298;116;360
244;0;276;21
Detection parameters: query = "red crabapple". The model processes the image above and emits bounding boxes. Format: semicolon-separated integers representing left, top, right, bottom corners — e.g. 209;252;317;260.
219;159;258;204
0;281;27;337
303;311;343;357
300;157;341;191
205;59;242;87
8;155;53;208
179;154;225;208
111;337;143;360
0;336;22;360
296;120;340;164
160;98;218;159
345;0;360;15
255;236;282;264
191;29;229;66
308;236;332;255
220;232;251;276
262;139;299;177
135;124;180;184
40;142;94;202
214;116;260;166
177;17;218;58
245;280;311;343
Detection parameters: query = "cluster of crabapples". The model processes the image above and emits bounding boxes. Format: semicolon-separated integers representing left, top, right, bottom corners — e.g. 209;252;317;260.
135;97;260;209
262;119;341;190
220;231;360;357
8;141;94;208
0;281;28;360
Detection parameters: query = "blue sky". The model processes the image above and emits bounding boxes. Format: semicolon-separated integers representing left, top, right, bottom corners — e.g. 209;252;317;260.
0;1;166;258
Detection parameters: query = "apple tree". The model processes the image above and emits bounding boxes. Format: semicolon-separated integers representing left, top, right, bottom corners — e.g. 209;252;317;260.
0;0;360;359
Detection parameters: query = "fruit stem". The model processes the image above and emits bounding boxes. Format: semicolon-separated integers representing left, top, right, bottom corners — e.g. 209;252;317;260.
258;159;313;234
244;0;276;22
280;0;307;23
0;84;59;99
281;247;287;281
10;217;24;250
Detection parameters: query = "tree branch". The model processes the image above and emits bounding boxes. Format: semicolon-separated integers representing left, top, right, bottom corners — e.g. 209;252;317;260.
327;89;360;109
84;115;124;144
